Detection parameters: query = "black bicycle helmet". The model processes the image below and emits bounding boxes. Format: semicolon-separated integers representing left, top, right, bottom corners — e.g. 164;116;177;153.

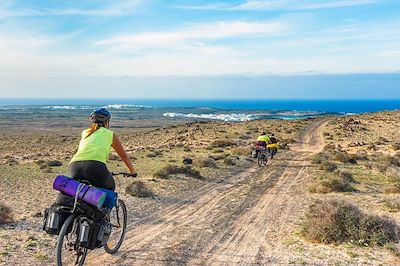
90;108;111;123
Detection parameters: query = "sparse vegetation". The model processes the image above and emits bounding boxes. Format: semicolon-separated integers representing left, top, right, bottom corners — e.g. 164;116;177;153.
231;147;251;156
303;199;400;246
46;160;63;167
126;181;155;198
210;139;235;148
154;165;203;179
0;202;13;224
146;151;163;158
319;160;337;172
196;157;217;168
223;157;237;166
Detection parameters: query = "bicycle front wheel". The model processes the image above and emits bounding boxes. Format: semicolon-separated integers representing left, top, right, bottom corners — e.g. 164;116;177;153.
104;199;127;254
56;215;88;266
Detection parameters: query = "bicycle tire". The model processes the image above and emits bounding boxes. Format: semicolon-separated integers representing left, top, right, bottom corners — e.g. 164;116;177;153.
258;153;267;167
104;199;127;254
56;215;88;266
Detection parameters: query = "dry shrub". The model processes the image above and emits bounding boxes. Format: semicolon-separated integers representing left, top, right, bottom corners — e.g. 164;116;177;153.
313;153;329;164
210;139;235;148
319;160;337;172
5;158;18;165
385;183;400;194
323;144;336;151
126;181;155;198
320;178;356;193
154;165;203;179
0;202;13;224
376;155;400;173
146;151;163;158
331;150;357;164
231;147;251;156
209;153;229;161
392;144;400;151
335;170;354;183
385;199;400;213
239;134;252;140
303;199;400;246
195;158;217;168
355;150;368;161
223;157;237;166
212;148;224;154
46;160;63;167
386;167;400;180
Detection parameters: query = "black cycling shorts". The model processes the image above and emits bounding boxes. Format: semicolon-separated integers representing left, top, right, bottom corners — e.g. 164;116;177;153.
68;160;115;191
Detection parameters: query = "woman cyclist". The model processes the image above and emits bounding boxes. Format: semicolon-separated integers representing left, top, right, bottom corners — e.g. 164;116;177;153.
68;108;136;191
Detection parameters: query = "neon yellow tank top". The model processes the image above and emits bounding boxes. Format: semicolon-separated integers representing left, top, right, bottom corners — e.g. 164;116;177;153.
70;127;113;164
257;135;270;142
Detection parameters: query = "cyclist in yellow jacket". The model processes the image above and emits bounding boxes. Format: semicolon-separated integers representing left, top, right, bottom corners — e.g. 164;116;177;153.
69;108;136;191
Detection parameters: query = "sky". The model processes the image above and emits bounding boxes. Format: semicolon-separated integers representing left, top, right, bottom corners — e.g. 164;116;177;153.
0;0;399;99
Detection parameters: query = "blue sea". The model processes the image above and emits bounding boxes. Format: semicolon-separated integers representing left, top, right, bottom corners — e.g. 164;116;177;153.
0;99;399;122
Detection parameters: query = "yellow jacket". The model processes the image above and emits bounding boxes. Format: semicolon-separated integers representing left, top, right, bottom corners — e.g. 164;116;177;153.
257;135;270;143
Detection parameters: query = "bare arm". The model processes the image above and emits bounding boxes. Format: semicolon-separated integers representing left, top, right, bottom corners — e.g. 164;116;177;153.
112;134;136;175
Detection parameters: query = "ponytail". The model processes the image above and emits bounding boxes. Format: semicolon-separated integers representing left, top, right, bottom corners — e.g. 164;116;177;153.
84;123;101;139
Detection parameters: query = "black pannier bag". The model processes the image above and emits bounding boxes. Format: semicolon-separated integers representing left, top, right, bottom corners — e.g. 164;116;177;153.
77;218;112;250
43;204;71;235
56;193;108;221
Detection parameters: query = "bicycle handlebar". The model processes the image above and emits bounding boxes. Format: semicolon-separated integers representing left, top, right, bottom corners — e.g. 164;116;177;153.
111;172;138;178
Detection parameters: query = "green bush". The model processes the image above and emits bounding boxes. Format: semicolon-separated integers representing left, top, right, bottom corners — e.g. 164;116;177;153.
154;165;203;179
303;200;400;246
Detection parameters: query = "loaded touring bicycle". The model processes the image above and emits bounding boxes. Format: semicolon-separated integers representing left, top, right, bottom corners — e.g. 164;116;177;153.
43;172;134;265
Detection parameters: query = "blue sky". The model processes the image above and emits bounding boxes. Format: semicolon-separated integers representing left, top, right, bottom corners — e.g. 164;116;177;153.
0;0;399;99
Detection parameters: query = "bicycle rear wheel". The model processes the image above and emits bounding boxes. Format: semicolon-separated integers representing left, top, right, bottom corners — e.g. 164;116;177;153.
104;199;127;254
258;153;267;167
56;215;88;266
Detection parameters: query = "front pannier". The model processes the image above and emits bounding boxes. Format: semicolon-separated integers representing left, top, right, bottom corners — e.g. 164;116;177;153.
77;218;112;250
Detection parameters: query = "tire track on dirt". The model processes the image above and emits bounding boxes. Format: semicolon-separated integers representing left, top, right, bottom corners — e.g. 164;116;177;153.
90;119;327;265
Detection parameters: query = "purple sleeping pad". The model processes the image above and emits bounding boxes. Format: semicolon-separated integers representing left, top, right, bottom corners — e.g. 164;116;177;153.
53;175;107;209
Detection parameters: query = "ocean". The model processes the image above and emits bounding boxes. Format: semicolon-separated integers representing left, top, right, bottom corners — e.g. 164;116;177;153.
0;99;399;122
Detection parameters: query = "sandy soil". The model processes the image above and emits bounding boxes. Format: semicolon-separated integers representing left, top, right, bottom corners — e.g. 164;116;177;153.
87;119;336;265
1;112;399;265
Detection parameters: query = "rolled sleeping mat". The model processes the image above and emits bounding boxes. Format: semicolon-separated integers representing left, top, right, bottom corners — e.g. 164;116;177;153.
53;175;107;209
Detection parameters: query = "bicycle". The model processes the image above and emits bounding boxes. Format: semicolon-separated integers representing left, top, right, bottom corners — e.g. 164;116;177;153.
55;172;135;266
267;143;279;160
257;148;268;167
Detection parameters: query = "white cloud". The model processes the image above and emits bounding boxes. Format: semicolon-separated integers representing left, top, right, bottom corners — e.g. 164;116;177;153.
0;0;142;18
95;20;290;52
175;0;381;11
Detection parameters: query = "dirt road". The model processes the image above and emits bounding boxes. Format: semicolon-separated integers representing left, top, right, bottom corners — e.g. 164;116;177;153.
91;119;327;265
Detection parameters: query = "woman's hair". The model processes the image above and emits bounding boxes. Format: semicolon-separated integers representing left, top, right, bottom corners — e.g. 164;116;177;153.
84;121;108;139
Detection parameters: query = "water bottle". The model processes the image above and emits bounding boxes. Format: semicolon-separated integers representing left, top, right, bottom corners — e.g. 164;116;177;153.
79;220;90;244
